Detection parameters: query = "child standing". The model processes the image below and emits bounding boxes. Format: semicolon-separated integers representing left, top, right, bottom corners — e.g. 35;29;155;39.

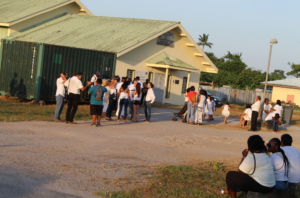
204;95;213;122
221;103;230;125
88;79;107;127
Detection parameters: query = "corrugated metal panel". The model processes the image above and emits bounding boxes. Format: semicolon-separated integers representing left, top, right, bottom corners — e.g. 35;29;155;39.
40;45;115;101
0;40;41;98
0;0;71;23
147;52;198;70
262;78;300;88
7;14;179;53
201;86;272;104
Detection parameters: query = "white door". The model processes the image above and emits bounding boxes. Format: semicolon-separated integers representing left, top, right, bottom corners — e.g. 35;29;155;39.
153;73;165;103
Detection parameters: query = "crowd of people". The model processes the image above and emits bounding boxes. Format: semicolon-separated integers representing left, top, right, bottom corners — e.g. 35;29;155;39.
54;71;155;126
215;134;300;198
181;87;283;133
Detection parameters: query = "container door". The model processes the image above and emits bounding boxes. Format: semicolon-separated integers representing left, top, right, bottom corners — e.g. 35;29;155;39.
0;40;40;99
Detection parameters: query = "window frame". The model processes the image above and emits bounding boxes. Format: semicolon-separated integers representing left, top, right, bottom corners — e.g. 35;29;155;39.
182;77;187;93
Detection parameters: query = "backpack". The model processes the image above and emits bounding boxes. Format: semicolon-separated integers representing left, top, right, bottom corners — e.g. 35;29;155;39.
95;85;103;101
190;94;196;104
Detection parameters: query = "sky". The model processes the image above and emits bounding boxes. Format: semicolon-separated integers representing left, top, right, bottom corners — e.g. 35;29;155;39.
81;0;299;78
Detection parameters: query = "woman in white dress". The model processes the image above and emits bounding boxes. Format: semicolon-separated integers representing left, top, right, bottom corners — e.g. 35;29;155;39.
262;98;272;121
194;90;206;125
221;103;230;125
102;79;110;118
204;95;213;122
238;104;252;126
273;100;283;117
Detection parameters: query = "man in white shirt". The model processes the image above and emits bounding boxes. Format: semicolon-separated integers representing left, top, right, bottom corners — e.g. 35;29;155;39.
64;72;92;124
249;96;261;131
115;77;124;116
144;82;155;123
135;76;143;89
127;80;137;120
281;134;300;186
265;112;281;133
90;71;101;87
54;72;67;122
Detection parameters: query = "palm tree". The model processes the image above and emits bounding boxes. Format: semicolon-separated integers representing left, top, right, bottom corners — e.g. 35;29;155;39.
197;34;213;50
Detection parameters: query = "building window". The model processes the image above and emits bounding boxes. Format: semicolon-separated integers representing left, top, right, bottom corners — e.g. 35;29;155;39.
148;72;153;82
165;75;172;98
53;54;62;64
127;69;135;80
182;77;187;93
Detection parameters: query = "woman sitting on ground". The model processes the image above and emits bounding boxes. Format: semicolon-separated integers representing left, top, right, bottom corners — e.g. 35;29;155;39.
262;98;272;121
215;135;275;198
267;138;290;190
237;104;252;127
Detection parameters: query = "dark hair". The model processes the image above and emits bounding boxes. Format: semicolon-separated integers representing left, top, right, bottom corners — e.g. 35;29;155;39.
136;83;141;97
275;113;280;119
121;82;128;90
203;90;207;97
281;134;293;146
187;88;191;93
264;98;269;103
247;135;267;153
271;138;290;176
190;86;195;91
77;72;83;76
200;90;205;95
72;73;77;76
257;96;261;100
277;100;282;106
207;95;211;100
96;78;102;85
225;103;229;105
246;104;251;109
136;76;140;80
149;82;154;88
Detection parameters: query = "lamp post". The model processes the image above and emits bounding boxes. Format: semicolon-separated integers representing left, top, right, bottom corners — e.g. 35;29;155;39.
263;38;278;101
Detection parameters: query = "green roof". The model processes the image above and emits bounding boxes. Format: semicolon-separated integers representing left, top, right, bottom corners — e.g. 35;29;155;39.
0;0;72;23
7;14;179;53
146;52;198;71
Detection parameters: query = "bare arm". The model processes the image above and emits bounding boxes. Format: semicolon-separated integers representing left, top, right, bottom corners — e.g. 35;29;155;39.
80;82;92;91
61;74;67;83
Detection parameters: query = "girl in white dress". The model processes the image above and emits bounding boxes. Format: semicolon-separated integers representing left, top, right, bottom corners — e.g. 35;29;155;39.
194;90;206;125
221;103;230;125
273;100;283;117
262;98;272;121
102;79;110;118
204;95;213;122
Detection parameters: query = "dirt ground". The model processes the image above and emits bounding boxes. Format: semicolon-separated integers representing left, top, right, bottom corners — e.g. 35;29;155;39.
1;107;300;198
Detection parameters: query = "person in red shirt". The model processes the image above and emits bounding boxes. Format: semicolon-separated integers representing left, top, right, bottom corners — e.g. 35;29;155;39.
186;86;197;124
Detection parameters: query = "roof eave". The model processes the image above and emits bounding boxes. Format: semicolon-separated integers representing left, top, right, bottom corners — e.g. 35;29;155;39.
261;83;300;90
73;0;93;16
7;0;90;26
0;23;9;27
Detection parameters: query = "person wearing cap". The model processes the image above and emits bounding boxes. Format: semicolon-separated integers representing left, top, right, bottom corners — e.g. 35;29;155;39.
64;72;93;124
91;71;101;87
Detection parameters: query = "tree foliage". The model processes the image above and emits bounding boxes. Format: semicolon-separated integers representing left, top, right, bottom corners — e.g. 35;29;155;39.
201;52;286;90
197;34;213;50
286;62;300;78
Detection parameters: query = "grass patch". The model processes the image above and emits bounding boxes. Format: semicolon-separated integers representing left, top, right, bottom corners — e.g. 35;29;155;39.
95;162;240;198
0;98;93;122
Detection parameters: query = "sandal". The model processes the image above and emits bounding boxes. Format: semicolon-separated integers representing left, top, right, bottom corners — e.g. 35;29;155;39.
214;189;227;195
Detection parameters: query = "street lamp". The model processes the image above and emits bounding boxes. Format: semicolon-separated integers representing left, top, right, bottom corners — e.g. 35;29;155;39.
263;38;278;102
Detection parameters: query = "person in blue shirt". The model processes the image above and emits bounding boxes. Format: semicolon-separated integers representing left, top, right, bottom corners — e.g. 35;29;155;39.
88;79;107;127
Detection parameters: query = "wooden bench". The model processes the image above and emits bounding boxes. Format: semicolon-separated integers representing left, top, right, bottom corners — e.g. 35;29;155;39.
247;186;296;198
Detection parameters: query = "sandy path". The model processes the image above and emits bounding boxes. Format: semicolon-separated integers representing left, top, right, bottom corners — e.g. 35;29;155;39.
0;108;299;197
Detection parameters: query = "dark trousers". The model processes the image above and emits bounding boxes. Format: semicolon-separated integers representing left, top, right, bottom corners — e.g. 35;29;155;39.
251;111;259;131
144;101;152;121
266;120;279;131
118;99;129;119
66;93;80;122
127;100;133;120
226;171;274;193
178;103;187;117
107;98;116;118
140;92;147;105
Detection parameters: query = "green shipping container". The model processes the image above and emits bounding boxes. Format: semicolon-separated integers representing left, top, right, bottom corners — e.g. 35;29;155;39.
0;39;116;101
